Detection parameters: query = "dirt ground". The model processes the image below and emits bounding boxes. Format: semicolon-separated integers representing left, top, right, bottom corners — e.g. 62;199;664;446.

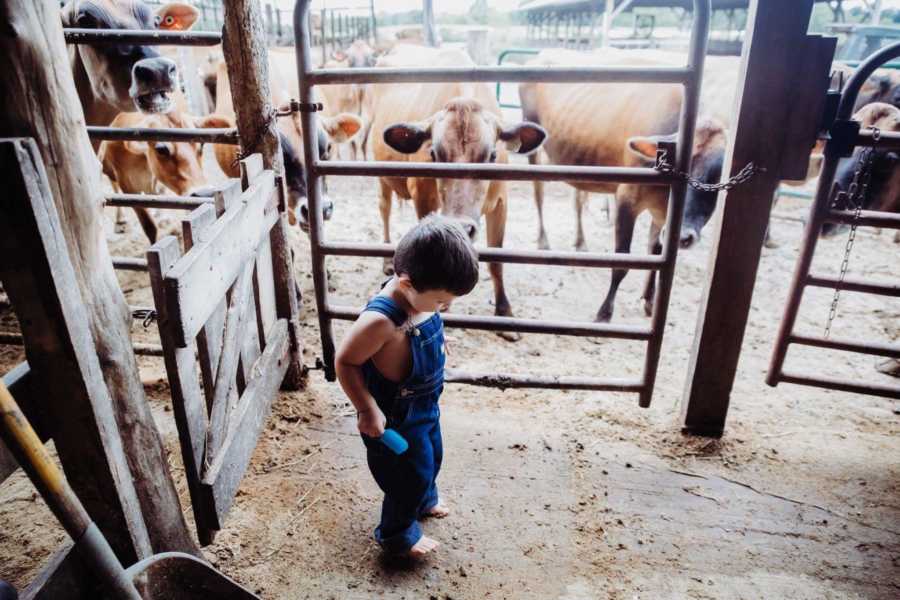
1;152;898;599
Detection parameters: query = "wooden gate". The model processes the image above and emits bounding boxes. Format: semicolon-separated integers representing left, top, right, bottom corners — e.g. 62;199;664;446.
147;156;289;545
767;42;900;400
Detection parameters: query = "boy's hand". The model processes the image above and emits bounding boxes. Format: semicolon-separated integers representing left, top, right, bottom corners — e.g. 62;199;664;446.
357;407;387;438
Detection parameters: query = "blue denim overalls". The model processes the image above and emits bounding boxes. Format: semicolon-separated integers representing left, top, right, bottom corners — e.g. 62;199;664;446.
360;295;445;554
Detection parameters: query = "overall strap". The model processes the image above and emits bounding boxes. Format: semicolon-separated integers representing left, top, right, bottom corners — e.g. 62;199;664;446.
363;295;407;328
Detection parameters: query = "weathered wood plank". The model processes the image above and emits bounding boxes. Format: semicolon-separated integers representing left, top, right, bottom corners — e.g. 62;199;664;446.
221;0;305;390
681;0;826;436
0;1;195;556
253;236;277;351
164;171;278;346
21;543;97;600
206;260;256;464
147;237;220;542
202;318;290;523
183;204;222;409
0;139;152;562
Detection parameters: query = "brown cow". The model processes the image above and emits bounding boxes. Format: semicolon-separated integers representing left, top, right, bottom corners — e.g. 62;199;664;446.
825;102;900;237
519;50;728;323
99;110;230;242
371;46;546;337
212;52;362;230
62;1;193;129
319;40;378;160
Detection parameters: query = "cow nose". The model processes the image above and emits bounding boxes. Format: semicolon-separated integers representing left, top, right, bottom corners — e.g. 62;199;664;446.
133;57;178;87
679;229;699;249
189;186;217;198
322;195;335;221
457;218;478;241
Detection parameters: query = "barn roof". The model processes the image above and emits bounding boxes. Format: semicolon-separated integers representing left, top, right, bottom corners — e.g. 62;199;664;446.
518;0;826;11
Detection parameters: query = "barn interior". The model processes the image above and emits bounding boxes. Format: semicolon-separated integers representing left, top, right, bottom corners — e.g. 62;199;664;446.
0;1;898;599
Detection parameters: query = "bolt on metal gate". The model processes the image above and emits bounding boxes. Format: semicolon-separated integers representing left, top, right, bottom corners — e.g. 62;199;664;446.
293;0;711;408
767;41;900;401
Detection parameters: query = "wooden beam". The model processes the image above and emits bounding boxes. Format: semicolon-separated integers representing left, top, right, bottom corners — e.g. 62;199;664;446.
680;0;833;436
0;0;197;556
0;139;151;563
222;0;305;390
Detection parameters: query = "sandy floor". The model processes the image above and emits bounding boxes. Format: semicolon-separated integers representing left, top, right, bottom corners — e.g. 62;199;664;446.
1;152;898;599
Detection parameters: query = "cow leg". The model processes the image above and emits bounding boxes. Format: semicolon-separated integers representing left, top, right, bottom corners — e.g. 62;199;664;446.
485;196;520;342
379;179;395;275
133;208;158;243
596;199;637;323
641;221;663;317
574;189;589;252
114;207;128;234
530;153;550;250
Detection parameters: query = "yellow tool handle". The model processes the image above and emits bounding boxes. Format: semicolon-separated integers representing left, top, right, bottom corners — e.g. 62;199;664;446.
0;380;91;537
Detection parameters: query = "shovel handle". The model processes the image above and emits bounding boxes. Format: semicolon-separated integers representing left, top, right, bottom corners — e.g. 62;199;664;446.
0;380;91;538
0;381;142;600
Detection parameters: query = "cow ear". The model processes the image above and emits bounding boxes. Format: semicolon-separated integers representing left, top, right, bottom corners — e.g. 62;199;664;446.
156;3;199;31
384;122;431;154
322;113;363;143
626;136;663;164
124;140;149;155
197;113;234;129
498;122;546;155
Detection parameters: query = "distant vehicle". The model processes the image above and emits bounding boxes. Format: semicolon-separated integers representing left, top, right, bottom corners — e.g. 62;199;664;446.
831;24;900;68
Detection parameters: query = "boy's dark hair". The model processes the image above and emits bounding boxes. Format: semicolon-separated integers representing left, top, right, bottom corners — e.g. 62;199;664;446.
393;215;479;296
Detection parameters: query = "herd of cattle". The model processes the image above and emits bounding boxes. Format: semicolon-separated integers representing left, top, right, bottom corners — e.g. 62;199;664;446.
66;1;899;327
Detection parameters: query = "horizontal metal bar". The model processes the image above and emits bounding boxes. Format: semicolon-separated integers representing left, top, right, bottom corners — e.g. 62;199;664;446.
0;332;163;357
789;333;900;359
309;65;693;86
113;257;148;272
105;194;210;210
826;209;900;230
322;242;666;270
444;369;645;392
777;370;900;400
63;28;222;46
87;127;239;145
855;128;900;149
328;305;653;340
314;160;674;186
806;273;900;297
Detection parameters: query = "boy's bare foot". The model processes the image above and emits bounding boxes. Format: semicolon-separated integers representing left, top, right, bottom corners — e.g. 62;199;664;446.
422;502;450;519
408;536;440;558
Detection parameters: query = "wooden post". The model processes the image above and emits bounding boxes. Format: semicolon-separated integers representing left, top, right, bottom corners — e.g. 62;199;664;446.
423;0;438;47
222;0;305;390
0;1;197;555
680;0;835;436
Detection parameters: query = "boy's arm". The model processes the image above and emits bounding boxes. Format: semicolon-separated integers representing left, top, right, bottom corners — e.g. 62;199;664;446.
335;313;394;437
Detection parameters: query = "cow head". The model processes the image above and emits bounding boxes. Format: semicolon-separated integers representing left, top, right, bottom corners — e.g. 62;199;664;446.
626;117;728;249
288;111;362;232
61;1;197;114
124;112;230;196
383;97;546;239
856;72;900;112
824;103;900;238
333;40;378;68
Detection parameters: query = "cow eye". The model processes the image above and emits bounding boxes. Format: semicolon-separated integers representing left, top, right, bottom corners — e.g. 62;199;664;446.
76;12;99;28
154;143;172;157
488;150;497;163
430;149;437;162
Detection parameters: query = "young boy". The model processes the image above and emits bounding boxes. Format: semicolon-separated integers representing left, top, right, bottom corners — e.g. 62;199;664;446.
335;215;479;558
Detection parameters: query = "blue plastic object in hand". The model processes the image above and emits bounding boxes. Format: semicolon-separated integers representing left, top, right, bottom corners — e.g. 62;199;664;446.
380;429;409;455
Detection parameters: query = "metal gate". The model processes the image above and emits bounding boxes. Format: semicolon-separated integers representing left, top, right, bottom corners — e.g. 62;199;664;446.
293;0;711;408
767;41;900;400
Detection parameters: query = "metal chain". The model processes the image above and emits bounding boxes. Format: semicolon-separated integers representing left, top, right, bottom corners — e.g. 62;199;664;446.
231;100;324;168
654;149;765;192
131;308;157;329
824;127;880;338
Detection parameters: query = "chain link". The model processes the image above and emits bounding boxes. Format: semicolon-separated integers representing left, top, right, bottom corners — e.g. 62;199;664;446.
131;308;157;329
824;127;880;338
654;150;765;192
230;100;323;168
